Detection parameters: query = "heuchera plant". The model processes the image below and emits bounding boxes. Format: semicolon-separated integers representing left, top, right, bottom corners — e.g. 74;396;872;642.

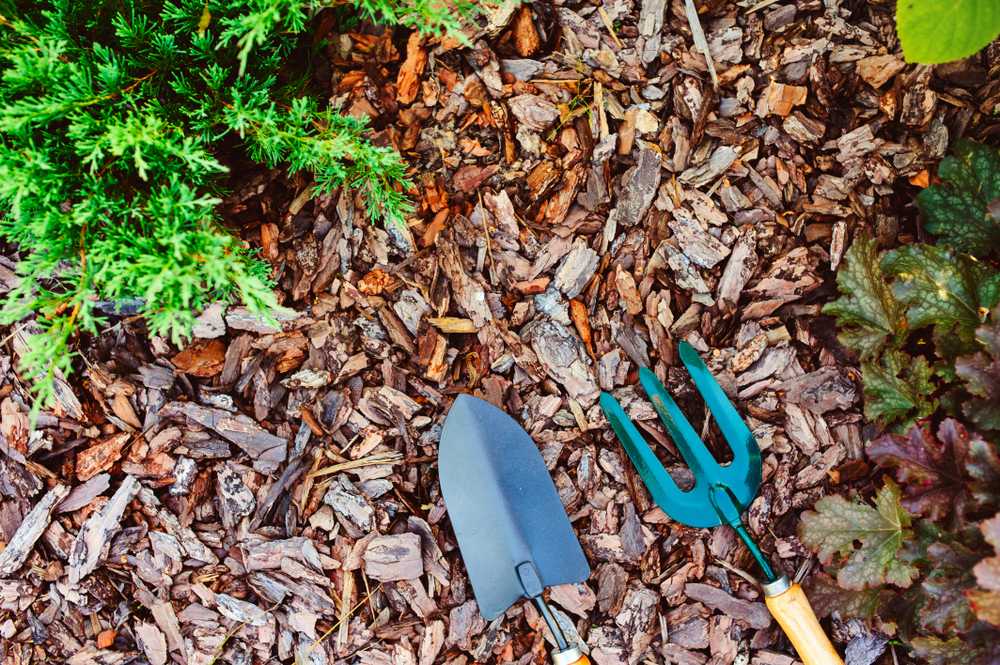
813;140;1000;662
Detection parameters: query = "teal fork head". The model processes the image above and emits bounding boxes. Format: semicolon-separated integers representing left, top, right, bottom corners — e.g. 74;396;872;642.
599;341;762;530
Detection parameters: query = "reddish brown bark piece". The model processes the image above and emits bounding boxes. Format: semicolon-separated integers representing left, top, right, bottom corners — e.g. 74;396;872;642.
171;338;225;377
512;6;541;57
76;433;130;482
396;33;427;105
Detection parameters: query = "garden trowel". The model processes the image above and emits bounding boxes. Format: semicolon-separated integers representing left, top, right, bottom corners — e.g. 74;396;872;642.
440;394;591;665
600;342;844;665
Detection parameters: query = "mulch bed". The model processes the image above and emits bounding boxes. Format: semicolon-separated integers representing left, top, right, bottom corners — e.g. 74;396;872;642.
2;1;998;664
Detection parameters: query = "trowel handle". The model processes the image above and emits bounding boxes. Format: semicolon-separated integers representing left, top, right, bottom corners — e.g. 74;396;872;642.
764;579;844;665
551;647;590;665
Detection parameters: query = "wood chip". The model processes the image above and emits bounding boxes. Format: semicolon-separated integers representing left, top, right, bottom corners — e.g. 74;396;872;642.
684;583;771;629
68;476;139;585
363;533;423;581
0;484;68;576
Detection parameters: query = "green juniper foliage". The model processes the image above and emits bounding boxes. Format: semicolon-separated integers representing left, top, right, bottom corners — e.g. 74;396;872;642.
0;0;474;410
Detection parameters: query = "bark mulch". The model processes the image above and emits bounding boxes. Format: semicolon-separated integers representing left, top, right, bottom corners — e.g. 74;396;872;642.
1;1;998;664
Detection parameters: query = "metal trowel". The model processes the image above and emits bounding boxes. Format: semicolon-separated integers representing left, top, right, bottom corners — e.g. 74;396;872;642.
439;394;591;665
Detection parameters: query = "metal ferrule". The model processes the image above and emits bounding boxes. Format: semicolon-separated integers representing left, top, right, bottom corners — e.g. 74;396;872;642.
552;647;584;665
761;574;791;598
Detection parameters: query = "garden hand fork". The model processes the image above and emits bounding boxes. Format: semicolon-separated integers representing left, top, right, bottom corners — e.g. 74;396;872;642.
600;342;843;665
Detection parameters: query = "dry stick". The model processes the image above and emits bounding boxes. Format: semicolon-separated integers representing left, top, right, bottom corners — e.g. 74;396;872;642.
307;451;403;479
597;6;624;49
337;570;355;649
206;602;282;665
303;583;384;661
683;0;718;89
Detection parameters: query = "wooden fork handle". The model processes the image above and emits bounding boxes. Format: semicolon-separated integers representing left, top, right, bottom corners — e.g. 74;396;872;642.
765;580;844;665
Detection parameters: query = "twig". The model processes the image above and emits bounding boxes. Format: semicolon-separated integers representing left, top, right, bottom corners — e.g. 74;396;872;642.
597;6;624;49
307;451;403;479
302;583;384;662
683;0;718;89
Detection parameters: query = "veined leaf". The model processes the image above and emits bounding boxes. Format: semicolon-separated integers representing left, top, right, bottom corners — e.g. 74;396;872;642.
916;140;1000;256
910;636;983;665
882;244;1000;354
917;541;979;634
956;308;1000;431
868;418;1000;521
861;351;936;428
822;234;906;361
805;572;889;620
799;478;918;590
897;0;1000;65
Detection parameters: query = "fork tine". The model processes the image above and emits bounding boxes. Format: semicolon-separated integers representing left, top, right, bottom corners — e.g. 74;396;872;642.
599;392;706;517
638;367;720;477
677;342;760;479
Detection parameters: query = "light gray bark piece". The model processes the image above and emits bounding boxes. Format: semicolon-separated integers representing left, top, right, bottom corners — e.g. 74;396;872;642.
500;58;545;81
0;484;68;576
192;303;226;339
57;474;110;513
781;367;857;413
669;210;731;268
679;145;738;187
407;516;450;586
323;476;375;537
363;533;423;582
638;0;667;64
717;228;758;313
394;288;430;336
737;345;797;387
615;585;659;656
216;463;255;531
605;145;662;249
224;306;297;333
418;620;446;665
664;244;711;297
553;238;598;298
243;537;324;572
508;94;559;131
216;593;268;626
135;622;168;665
160;402;286;474
439;240;492;328
523;319;599;405
446;600;487;650
68;476;138;585
136;487;219;565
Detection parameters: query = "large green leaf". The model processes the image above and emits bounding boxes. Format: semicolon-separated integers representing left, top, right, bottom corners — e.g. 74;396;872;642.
799;479;918;590
823;234;907;361
882;244;1000;353
897;0;1000;64
862;351;936;428
916;140;1000;257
